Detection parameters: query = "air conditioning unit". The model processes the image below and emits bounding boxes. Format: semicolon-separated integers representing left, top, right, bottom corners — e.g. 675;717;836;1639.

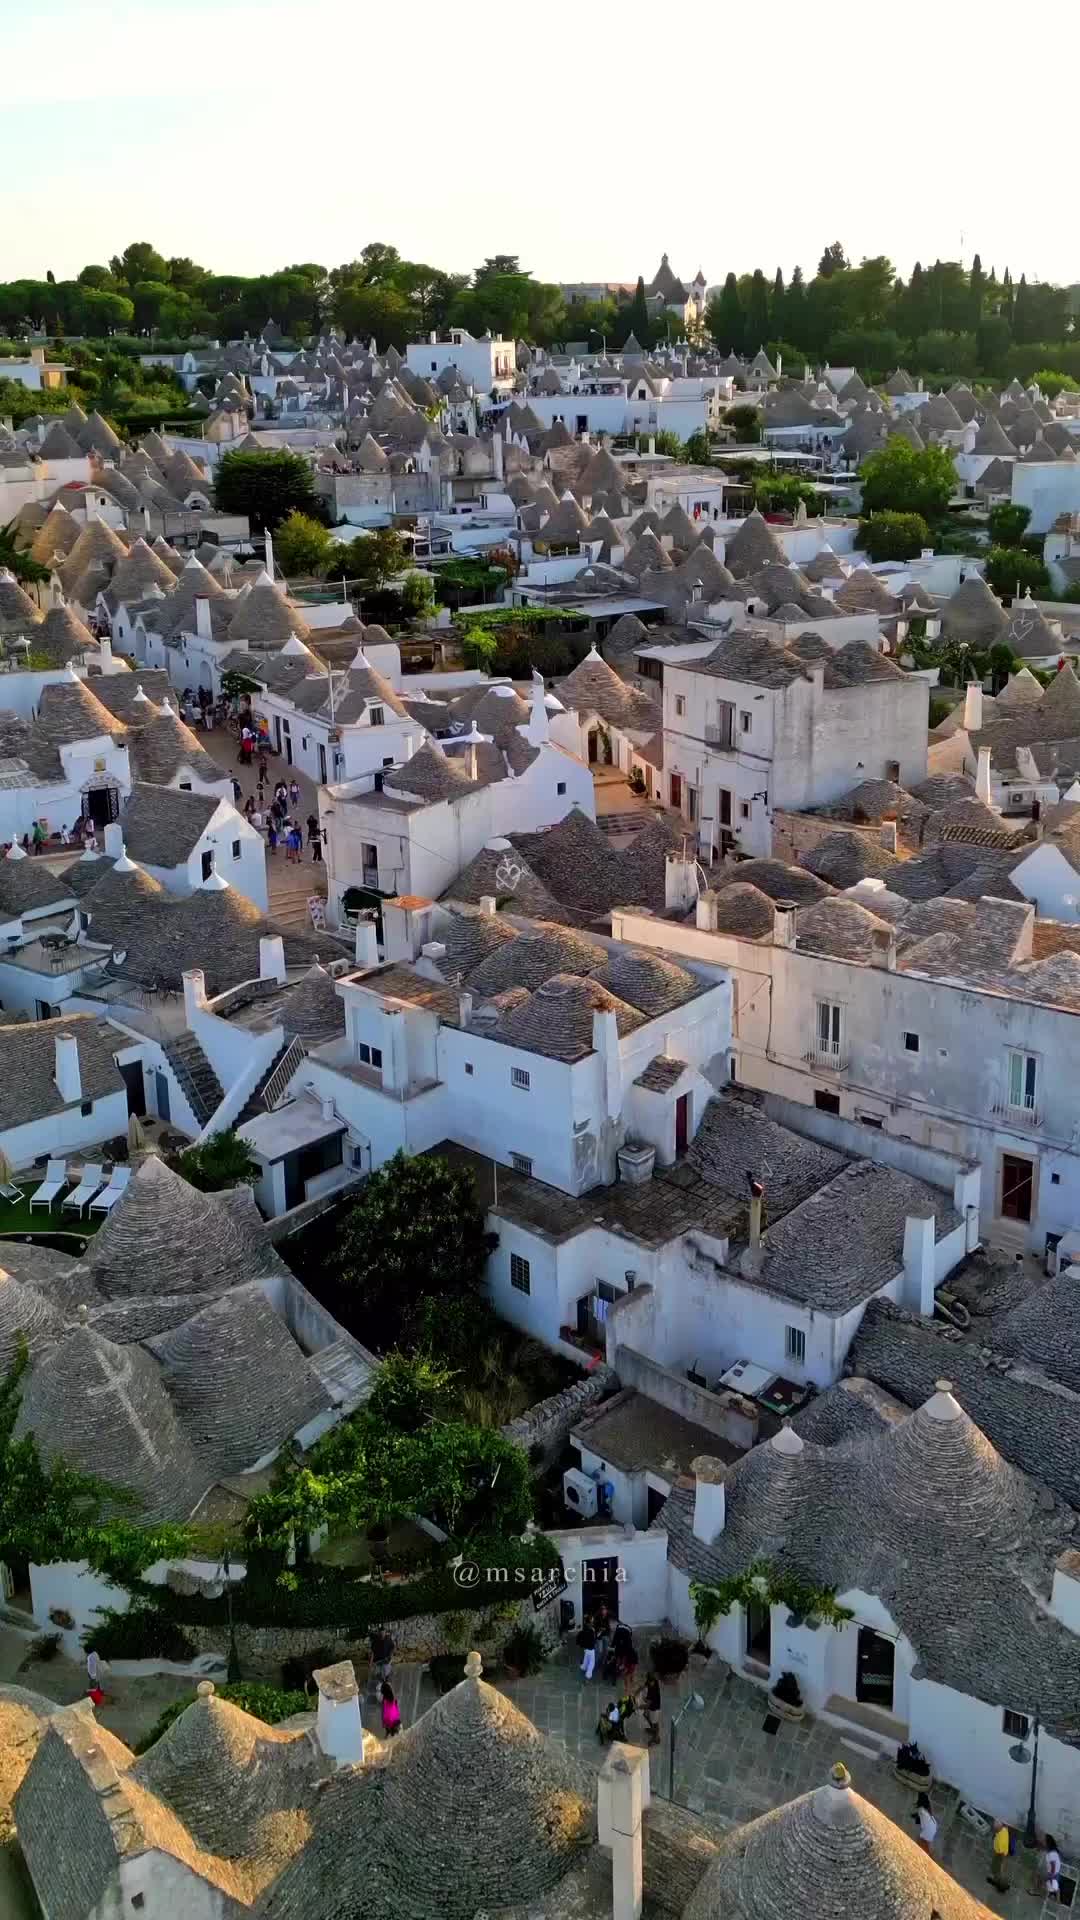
562;1468;599;1518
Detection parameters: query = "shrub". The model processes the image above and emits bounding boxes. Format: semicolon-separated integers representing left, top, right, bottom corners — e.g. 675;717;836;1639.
135;1681;310;1753
858;511;930;563
429;1651;470;1692
987;503;1031;548
89;1605;196;1663
983;546;1050;600
897;1739;930;1776
503;1622;545;1676
280;1646;336;1694
650;1635;689;1679
772;1669;802;1706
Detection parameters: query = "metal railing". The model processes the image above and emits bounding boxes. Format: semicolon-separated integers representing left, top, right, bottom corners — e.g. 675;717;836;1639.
990;1097;1042;1128
803;1043;849;1072
263;1037;308;1111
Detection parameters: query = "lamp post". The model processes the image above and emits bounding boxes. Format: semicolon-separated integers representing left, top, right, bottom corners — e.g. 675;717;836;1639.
668;1689;704;1801
1007;1705;1040;1849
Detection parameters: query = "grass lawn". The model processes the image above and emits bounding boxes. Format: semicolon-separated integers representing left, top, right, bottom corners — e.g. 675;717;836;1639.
0;1181;103;1245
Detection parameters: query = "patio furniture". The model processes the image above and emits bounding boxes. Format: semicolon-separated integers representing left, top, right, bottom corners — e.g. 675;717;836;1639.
89;1165;132;1217
0;1177;21;1202
28;1160;67;1213
63;1164;105;1216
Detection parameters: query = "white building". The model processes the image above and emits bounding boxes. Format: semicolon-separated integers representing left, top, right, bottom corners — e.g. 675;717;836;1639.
405;328;515;397
114;788;269;913
0;1013;129;1172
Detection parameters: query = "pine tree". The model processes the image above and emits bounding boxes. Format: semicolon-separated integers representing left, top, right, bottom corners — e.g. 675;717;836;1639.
784;266;807;351
770;267;785;339
817;240;848;279
1002;268;1013;327
1013;273;1030;345
747;269;770;351
712;272;743;354
968;252;985;333
619;276;651;349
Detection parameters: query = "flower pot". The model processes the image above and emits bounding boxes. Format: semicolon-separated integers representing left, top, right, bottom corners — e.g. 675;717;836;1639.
895;1765;933;1792
767;1689;805;1722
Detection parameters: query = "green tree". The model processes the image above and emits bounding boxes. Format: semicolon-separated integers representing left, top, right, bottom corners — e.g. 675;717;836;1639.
334;1150;496;1338
746;268;770;349
109;241;169;287
462;624;498;670
857;511;931;562
783;264;806;348
770;267;785;337
984;546;1050;599
977;313;1013;374
366;1351;458;1432
708;272;743;354
913;329;977;376
858;438;957;521
683;430;712;466
214;449;316;531
618;276;651;348
968;252;985;332
724;403;761;444
400;571;436;620
0;519;49;585
275;509;333;578
170;1131;258;1193
817;240;848;279
1033;369;1080;398
652;429;683;458
987;502;1031;547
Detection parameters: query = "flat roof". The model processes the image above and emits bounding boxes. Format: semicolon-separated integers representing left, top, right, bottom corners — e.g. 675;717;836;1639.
239;1100;345;1160
573;1387;738;1477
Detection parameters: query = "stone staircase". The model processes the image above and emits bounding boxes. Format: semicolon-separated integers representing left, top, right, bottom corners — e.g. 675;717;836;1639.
164;1033;226;1130
235;1039;293;1127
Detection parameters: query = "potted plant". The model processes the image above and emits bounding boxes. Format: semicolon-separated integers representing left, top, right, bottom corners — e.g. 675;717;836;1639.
650;1635;690;1683
767;1670;805;1722
895;1740;933;1790
689;1581;723;1667
502;1622;545;1679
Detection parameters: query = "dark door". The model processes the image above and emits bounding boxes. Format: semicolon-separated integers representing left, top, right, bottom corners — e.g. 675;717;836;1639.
670;772;683;810
274;717;283;755
718;788;732;826
582;1555;620;1616
283;1152;304;1211
119;1060;146;1118
87;785;118;828
1001;1154;1034;1222
745;1599;771;1664
318;744;327;783
675;1093;689;1154
856;1627;895;1709
284;731;293;766
155;1071;170;1122
588;731;599;764
647;1484;668;1525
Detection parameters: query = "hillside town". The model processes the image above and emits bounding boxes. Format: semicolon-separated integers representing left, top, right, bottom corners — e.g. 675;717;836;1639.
3;227;1080;1920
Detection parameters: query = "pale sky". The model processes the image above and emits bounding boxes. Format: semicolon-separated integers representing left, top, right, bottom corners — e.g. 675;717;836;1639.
5;0;1077;289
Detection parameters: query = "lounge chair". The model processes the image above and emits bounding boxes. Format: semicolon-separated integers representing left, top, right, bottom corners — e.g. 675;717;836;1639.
89;1165;131;1217
29;1160;67;1213
63;1164;104;1216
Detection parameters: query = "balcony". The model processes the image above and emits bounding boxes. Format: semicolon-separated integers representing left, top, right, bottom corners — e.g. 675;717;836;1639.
991;1097;1042;1129
704;724;735;749
803;1043;848;1073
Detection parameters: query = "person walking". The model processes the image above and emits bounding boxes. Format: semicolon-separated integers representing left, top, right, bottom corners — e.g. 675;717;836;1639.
289;778;300;811
86;1647;106;1707
988;1819;1012;1892
267;820;278;857
368;1627;394;1697
380;1681;401;1738
912;1792;937;1855
307;813;322;862
31;819;45;856
274;781;288;810
593;1600;612;1669
257;751;269;785
1044;1835;1062;1901
578;1619;597;1682
244;795;256;821
639;1670;661;1747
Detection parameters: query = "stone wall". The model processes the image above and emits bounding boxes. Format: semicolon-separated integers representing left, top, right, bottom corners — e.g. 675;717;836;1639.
183;1592;561;1680
770;809;888;866
501;1364;618;1467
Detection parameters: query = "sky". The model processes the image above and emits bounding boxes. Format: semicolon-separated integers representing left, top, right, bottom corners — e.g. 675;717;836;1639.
4;0;1077;290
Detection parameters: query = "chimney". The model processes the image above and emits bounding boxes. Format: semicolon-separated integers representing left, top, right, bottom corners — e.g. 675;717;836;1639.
695;889;718;932
664;848;698;914
98;637;113;670
194;595;213;641
878;819;898;855
772;904;797;948
457;990;473;1029
354;913;379;969
478;895;497;917
259;933;286;985
748;1185;764;1250
264;528;275;580
962;682;983;732
975;745;993;806
54;1031;82;1105
598;1745;649;1920
902;1210;936;1316
593;1007;623;1125
527;669;549;747
182;967;207;1024
870;926;897;971
102;821;124;860
1051;1551;1080;1634
312;1661;365;1769
691;1455;727;1545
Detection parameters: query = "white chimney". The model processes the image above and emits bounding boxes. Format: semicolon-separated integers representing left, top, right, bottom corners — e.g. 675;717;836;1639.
354;914;379;968
458;990;473;1029
259;934;286;985
264;529;275;580
478;895;497;917
691;1455;726;1546
976;745;993;806
902;1210;937;1315
879;819;898;855
963;682;983;732
54;1031;82;1105
870;926;897;971
98;637;113;670
695;889;718;932
664;848;698;914
772;905;798;948
102;821;124;860
526;669;550;747
598;1745;649;1920
182;967;207;1024
313;1661;365;1769
194;595;213;641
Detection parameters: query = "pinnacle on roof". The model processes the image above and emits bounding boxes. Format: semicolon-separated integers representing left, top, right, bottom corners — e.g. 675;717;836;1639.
723;508;788;578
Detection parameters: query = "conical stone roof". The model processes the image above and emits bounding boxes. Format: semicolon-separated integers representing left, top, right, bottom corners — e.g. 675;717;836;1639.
723;509;787;578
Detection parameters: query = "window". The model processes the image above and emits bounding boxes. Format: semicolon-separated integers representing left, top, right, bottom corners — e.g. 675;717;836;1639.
785;1325;806;1365
1052;1171;1061;1185
510;1253;531;1294
511;1066;531;1090
80;1099;93;1117
816;1000;842;1056
903;1032;919;1053
740;801;750;820
231;839;241;860
858;1112;884;1130
131;1897;146;1913
815;1089;841;1114
357;1042;383;1069
369;704;385;727
740;710;752;734
1008;1050;1038;1112
200;849;214;882
511;1152;533;1176
710;700;735;748
179;779;192;791
465;1062;474;1076
1002;1709;1029;1741
675;695;686;717
557;780;566;795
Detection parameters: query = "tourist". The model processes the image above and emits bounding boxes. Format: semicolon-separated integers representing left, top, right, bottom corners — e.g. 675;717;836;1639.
289;778;300;810
988;1819;1012;1891
577;1618;597;1682
274;781;288;809
369;1627;394;1695
251;806;264;832
244;795;256;821
86;1646;106;1707
1044;1835;1062;1900
593;1600;612;1667
596;1699;622;1744
912;1792;937;1855
288;821;303;863
306;813;322;862
267;820;278;857
380;1681;401;1738
30;819;45;855
639;1670;661;1747
257;750;268;784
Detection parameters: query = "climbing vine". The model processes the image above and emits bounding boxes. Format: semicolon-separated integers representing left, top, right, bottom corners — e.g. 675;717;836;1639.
690;1560;854;1634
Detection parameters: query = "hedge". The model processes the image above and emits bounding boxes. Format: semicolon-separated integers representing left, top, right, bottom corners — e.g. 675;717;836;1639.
89;1604;196;1662
135;1682;309;1753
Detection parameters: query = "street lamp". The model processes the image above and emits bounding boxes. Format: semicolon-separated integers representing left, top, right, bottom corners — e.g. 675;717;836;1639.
1007;1705;1040;1848
668;1689;704;1801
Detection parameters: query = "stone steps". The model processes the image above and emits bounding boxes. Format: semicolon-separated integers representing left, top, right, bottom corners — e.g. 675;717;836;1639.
164;1034;226;1129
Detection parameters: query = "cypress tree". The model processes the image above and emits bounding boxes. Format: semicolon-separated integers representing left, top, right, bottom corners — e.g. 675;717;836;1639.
747;269;770;351
713;272;743;354
770;267;785;339
968;252;985;332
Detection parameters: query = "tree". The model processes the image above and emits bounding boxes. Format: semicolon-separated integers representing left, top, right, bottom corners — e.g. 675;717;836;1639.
170;1131;258;1192
968;252;985;332
475;255;522;281
683;430;712;466
334;1150;496;1340
652;429;683;458
724;403;761;444
275;510;333;578
400;571;436;620
708;272;743;353
462;624;498;670
783;264;806;347
753;470;822;515
618;276;651;349
0;519;49;585
1033;369;1080;398
770;267;785;337
214;449;316;531
984;546;1050;599
746;269;770;350
858;438;957;522
857;511;931;562
817;240;848;279
333;527;407;588
108;241;169;287
987;502;1031;547
913;329;977;376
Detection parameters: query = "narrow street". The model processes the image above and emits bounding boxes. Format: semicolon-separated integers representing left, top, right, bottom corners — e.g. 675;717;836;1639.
197;723;329;933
